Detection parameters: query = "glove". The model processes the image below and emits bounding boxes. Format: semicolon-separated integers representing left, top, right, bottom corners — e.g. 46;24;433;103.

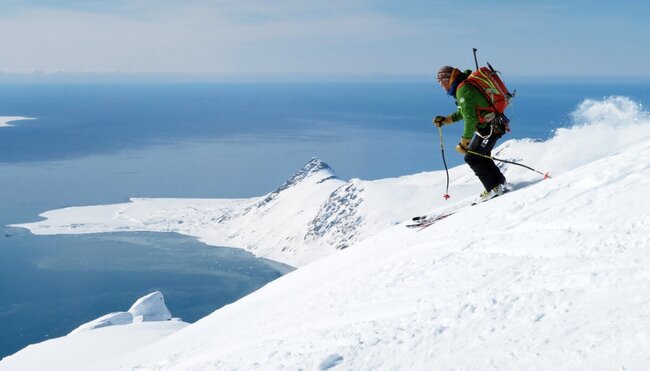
455;137;470;154
433;115;453;127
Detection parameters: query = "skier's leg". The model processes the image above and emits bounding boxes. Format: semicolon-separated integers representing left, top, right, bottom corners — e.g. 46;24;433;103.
466;133;506;190
464;153;493;190
483;137;506;188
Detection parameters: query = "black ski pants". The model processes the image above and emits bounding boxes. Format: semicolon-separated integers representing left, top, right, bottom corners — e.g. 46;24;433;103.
464;131;506;191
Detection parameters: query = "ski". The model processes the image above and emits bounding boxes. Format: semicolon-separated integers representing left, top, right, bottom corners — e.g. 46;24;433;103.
406;212;457;230
406;181;533;231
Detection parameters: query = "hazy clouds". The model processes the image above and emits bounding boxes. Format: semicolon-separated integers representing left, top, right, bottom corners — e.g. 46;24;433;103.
0;0;648;78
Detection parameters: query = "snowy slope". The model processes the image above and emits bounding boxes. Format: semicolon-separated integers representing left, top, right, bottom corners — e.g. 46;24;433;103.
3;97;650;370
1;292;188;371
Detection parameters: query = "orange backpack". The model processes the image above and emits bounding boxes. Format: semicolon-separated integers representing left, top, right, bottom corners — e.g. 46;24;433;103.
459;63;513;122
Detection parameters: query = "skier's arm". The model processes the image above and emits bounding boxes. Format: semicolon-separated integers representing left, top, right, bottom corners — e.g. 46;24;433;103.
450;110;463;123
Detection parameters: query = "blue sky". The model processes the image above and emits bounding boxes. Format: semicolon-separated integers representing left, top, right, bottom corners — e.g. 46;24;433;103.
0;0;648;78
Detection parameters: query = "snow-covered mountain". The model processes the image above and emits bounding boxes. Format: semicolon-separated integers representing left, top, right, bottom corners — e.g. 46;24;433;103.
13;155;465;267
3;97;650;370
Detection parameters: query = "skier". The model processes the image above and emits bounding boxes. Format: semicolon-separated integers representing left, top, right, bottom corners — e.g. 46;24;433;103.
433;65;508;203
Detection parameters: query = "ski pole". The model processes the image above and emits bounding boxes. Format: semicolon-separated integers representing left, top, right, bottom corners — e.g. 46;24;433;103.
466;150;551;179
438;126;451;199
472;48;479;71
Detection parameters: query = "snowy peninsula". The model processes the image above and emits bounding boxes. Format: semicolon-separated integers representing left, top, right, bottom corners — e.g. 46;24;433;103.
3;97;650;370
0;116;34;127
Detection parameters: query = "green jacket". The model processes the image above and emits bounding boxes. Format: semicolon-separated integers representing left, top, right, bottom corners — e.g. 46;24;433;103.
449;83;491;140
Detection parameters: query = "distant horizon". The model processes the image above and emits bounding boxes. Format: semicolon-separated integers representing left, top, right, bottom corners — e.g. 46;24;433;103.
1;71;649;84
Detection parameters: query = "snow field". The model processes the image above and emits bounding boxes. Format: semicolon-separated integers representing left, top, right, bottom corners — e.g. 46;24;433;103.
3;96;650;370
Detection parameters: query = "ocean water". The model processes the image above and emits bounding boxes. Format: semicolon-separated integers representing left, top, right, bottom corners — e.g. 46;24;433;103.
0;230;289;358
1;81;648;358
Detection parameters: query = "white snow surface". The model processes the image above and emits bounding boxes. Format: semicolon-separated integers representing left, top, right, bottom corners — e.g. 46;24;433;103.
0;116;34;127
3;97;650;370
70;291;175;334
1;292;187;371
